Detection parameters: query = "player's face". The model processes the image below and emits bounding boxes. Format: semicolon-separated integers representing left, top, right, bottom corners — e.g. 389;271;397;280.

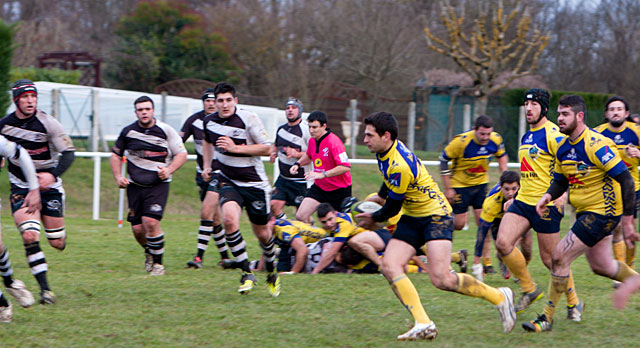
17;92;37;116
557;105;579;135
285;105;300;122
203;98;216;115
308;120;327;139
500;182;519;201
319;211;337;231
524;100;543;125
363;124;385;153
606;100;628;128
215;92;237;118
474;126;493;145
135;101;155;127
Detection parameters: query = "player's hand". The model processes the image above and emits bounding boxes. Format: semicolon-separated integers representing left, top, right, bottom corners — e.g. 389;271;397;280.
552;192;567;211
355;212;374;229
269;151;277;163
445;188;456;204
626;144;640;158
503;198;514;211
202;168;212;182
37;172;56;191
284;146;300;158
622;215;640;249
115;175;129;188
157;166;171;180
22;189;42;214
216;136;237;153
304;171;324;181
535;193;552;217
289;164;299;175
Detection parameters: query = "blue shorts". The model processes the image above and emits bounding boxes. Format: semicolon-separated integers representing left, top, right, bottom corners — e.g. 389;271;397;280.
452;184;487;214
572;212;620;247
393;215;453;251
474;218;500;257
374;228;392;250
508;200;562;234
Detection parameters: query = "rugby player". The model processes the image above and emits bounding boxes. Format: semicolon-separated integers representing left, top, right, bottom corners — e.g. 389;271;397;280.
358;111;515;340
523;95;640;332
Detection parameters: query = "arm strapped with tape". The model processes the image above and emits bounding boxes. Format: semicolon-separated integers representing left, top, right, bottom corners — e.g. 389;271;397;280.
371;196;403;222
50;150;75;178
546;174;569;201
612;170;636;216
439;159;451;175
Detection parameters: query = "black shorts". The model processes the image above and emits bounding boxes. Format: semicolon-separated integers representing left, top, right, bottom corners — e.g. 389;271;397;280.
507;199;563;234
218;177;270;225
572;212;620;247
305;184;352;211
10;188;65;217
393;214;454;251
635;190;640;219
374;228;392;250
272;177;307;207
452;184;487;214
127;182;170;225
195;172;220;201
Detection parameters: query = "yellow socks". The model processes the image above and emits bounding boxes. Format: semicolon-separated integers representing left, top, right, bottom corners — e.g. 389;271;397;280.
482;257;492;267
502;247;536;293
542;274;568;321
391;275;431;324
614;260;639;282
626;243;636;268
451;252;461;263
565;271;579;306
613;240;626;262
455;273;503;305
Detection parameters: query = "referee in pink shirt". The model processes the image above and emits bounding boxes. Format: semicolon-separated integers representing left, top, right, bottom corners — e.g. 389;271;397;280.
290;111;352;223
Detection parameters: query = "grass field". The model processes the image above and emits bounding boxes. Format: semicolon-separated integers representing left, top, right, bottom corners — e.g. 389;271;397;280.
0;155;639;347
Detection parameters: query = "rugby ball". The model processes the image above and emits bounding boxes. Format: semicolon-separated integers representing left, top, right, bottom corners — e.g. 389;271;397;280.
351;201;382;218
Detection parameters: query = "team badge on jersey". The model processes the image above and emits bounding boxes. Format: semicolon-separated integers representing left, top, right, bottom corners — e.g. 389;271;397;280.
596;146;615;165
314;158;322;167
528;144;540;160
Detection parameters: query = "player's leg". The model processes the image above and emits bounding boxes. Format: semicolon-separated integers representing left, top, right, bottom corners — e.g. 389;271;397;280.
587;235;638;282
613;274;640;309
0;231;34;308
347;230;385;267
537;230;580;311
40;189;66;250
472;219;492;281
140;182;169;276
246;186;280;297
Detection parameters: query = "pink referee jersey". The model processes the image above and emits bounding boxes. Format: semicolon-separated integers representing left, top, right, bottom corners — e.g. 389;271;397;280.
307;132;352;191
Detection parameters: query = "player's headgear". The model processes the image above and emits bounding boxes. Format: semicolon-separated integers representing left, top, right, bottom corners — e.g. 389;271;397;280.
524;88;550;117
12;79;37;103
285;97;303;120
201;88;216;101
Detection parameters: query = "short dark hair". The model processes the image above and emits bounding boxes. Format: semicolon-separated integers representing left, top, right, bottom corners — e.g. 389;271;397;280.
605;96;629;111
558;94;587;117
339;245;364;266
474;115;493;129
364;112;398;141
134;95;154;108
316;202;335;218
308;110;328;126
213;82;236;98
499;170;520;186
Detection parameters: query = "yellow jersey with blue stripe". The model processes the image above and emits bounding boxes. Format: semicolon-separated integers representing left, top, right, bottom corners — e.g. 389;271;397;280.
594;121;640;191
517;120;565;206
332;212;366;243
274;219;329;245
480;183;505;222
378;140;451;217
441;130;506;187
554;128;627;216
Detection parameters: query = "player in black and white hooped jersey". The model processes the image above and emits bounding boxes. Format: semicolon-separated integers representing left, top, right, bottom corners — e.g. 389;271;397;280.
269;97;311;220
110;96;187;276
181;88;232;269
0;79;76;305
201;82;280;296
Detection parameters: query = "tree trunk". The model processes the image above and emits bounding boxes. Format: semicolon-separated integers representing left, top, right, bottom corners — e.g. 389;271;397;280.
474;95;488;117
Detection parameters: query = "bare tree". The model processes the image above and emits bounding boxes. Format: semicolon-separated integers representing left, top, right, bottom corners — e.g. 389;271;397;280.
424;0;550;116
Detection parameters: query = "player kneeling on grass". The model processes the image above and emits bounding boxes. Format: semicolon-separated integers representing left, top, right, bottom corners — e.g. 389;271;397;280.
356;111;516;341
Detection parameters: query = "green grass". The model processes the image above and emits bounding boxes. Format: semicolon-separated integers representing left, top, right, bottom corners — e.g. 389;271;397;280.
0;156;638;347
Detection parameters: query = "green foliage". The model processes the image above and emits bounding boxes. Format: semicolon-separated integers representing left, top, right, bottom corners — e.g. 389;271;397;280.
0;20;14;114
499;89;613;158
9;66;82;85
107;0;238;92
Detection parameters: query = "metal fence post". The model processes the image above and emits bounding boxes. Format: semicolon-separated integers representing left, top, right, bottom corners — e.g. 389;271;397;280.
408;102;416;151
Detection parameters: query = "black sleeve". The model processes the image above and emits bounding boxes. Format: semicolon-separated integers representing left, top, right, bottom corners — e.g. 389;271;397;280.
612;170;635;216
371;196;403;222
377;183;388;199
50;150;75;178
546;173;569;201
439;159;450;175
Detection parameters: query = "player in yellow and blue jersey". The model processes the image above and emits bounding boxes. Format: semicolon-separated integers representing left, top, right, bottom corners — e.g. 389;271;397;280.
595;96;640;277
271;218;329;273
357;112;516;341
495;88;582;318
523;95;640;332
